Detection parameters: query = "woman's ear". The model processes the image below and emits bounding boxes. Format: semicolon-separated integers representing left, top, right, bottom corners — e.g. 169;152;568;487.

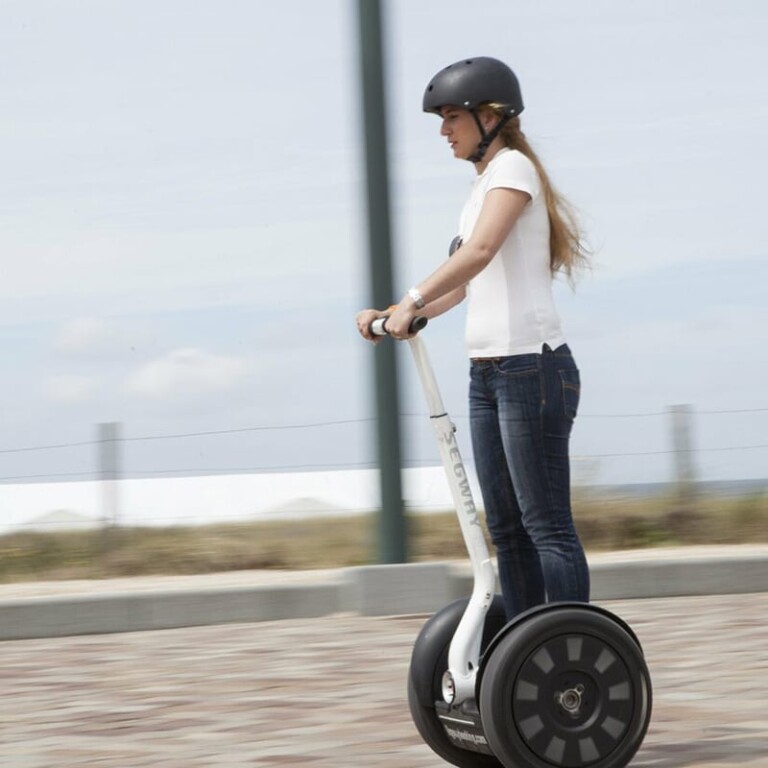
479;107;500;132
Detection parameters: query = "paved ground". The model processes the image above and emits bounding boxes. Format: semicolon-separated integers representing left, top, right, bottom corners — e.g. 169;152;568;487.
2;593;767;767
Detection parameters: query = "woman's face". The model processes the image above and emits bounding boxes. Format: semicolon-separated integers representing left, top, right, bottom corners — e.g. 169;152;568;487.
439;105;483;160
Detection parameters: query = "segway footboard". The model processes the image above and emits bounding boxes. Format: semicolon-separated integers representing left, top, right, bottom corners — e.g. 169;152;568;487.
408;596;507;767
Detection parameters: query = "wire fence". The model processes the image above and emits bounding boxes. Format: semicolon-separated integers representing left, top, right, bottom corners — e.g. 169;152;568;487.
0;407;766;481
0;405;765;535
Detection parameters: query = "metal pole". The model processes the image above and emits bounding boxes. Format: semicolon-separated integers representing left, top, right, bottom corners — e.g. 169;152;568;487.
99;421;121;529
669;404;697;508
356;0;407;563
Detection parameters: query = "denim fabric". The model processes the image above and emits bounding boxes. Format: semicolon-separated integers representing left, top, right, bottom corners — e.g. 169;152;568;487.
469;344;590;619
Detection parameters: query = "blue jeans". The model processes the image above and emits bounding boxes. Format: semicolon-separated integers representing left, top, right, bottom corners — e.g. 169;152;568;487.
469;344;590;620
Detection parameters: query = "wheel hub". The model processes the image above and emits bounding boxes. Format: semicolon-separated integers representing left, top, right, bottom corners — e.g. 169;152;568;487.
556;684;585;715
549;670;598;727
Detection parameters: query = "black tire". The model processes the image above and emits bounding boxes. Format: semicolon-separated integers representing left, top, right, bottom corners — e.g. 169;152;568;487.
408;597;507;768
479;606;652;768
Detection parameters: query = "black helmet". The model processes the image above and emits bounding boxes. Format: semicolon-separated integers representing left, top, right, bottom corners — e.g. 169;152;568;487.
423;57;524;117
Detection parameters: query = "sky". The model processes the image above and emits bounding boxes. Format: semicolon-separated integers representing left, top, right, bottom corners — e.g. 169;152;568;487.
1;0;767;493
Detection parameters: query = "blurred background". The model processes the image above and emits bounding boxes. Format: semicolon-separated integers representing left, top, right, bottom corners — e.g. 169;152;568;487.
1;0;766;575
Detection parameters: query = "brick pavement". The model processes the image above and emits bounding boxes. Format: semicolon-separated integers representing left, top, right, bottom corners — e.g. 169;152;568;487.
1;593;767;767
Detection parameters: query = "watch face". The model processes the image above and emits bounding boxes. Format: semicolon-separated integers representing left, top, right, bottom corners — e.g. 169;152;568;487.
449;235;463;256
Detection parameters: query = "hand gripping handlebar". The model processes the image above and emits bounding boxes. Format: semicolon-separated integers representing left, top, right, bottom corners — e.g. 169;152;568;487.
370;316;428;337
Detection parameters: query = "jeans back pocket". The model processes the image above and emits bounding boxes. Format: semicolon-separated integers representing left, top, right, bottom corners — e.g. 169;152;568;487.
558;368;581;420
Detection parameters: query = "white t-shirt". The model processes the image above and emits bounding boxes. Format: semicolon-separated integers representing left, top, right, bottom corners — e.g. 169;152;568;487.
459;147;566;358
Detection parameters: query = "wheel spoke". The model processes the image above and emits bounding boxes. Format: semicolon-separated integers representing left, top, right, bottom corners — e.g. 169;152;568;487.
544;735;566;764
518;714;544;740
609;681;630;701
579;736;599;762
515;679;539;701
594;646;616;674
566;636;583;662
601;715;627;740
532;646;555;673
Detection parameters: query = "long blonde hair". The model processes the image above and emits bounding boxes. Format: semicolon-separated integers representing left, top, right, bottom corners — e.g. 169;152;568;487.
480;105;590;281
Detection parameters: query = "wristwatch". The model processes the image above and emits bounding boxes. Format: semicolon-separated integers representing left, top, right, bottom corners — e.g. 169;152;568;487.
408;287;426;309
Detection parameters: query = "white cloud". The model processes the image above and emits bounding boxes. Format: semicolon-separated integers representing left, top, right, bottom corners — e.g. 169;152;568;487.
126;348;248;401
45;374;100;404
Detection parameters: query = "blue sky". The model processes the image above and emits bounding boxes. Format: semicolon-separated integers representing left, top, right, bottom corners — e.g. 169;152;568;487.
1;0;766;488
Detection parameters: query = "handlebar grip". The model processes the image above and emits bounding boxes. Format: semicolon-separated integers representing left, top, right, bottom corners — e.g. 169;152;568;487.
370;318;388;336
370;316;428;337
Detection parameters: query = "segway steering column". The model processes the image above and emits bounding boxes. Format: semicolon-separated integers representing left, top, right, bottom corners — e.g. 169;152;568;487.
371;316;497;706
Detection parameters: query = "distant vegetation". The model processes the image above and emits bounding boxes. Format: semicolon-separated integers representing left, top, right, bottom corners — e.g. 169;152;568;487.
0;492;765;583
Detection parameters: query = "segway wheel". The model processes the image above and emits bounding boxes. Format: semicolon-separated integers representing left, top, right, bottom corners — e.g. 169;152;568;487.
479;606;651;768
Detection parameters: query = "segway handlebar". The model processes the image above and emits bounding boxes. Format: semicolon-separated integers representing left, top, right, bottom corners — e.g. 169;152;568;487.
370;316;428;337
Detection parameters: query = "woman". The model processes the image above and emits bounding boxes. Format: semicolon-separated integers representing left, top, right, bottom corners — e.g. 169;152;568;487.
356;56;590;620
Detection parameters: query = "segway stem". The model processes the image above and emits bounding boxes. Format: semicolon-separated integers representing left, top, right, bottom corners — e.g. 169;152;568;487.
406;335;496;705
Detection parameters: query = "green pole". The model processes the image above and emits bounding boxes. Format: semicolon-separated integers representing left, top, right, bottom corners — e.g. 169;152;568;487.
355;0;407;563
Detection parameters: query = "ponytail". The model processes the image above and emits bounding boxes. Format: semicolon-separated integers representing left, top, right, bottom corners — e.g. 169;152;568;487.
481;107;590;281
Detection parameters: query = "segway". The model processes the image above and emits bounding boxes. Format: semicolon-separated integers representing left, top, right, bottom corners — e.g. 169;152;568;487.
372;316;652;768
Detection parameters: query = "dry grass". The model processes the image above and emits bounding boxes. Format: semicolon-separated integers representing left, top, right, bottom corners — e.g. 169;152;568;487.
0;492;765;584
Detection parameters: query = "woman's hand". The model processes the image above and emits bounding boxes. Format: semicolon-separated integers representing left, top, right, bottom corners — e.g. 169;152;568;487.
355;309;385;343
384;300;417;340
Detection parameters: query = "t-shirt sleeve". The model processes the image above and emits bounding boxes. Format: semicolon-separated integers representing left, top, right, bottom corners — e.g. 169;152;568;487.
486;151;540;200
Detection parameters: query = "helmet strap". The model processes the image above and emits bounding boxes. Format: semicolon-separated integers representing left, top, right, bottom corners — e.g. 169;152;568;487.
467;111;511;163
